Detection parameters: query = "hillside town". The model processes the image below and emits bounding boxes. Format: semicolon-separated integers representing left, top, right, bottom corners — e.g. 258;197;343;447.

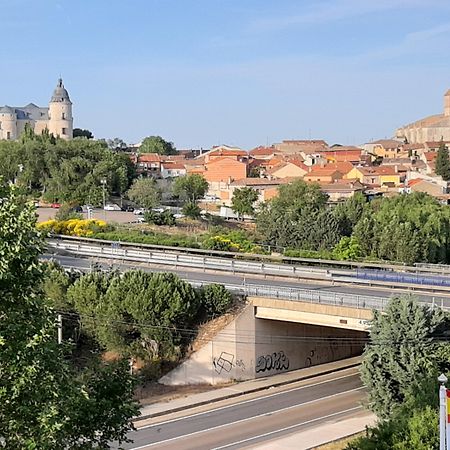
3;1;450;448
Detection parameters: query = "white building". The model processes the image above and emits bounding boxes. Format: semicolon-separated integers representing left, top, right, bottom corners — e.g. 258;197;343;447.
0;78;73;141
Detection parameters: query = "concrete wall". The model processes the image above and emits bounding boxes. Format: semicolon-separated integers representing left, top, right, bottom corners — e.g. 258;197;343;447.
160;304;366;386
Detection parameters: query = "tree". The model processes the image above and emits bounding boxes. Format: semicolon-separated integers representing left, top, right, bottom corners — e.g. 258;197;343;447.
140;136;177;155
256;180;330;250
360;296;450;420
107;138;127;151
0;182;138;448
435;140;450;181
173;173;208;204
127;177;161;209
73;128;93;139
68;271;201;360
231;187;259;218
198;284;233;320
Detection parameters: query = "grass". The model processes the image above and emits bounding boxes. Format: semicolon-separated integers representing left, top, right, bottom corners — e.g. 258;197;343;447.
313;432;363;449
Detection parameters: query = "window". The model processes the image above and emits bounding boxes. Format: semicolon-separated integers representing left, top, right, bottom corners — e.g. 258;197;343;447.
62;112;65;120
61;128;67;135
6;131;11;140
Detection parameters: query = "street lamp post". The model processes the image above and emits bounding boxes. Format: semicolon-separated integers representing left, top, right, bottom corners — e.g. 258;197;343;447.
438;373;448;450
100;178;107;221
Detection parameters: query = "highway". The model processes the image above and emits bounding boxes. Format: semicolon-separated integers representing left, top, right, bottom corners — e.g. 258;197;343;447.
118;368;364;449
47;253;450;309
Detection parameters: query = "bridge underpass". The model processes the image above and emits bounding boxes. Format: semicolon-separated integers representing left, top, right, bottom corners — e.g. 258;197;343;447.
160;298;369;386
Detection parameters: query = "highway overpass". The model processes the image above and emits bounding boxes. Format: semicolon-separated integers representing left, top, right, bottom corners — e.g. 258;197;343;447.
47;237;450;384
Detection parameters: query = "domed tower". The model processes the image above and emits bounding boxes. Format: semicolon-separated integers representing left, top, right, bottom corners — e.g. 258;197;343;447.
48;78;73;140
0;106;18;140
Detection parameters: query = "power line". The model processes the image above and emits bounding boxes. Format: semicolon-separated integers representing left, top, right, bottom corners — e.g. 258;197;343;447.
58;311;450;347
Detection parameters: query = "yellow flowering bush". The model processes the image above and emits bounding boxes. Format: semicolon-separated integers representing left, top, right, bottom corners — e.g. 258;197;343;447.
37;219;107;237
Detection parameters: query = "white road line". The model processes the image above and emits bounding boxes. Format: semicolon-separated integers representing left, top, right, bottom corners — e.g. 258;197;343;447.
135;370;359;430
128;387;364;450
211;405;364;450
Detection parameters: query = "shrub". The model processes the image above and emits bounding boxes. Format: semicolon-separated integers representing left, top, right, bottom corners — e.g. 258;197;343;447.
332;236;363;261
198;284;233;319
37;218;108;237
144;210;176;226
182;202;201;219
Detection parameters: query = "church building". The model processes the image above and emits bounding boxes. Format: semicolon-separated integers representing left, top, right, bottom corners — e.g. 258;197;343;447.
0;78;73;141
396;90;450;144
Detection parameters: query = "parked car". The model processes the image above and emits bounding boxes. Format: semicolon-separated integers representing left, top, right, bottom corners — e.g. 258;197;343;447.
151;207;165;213
104;203;121;211
173;213;185;219
133;208;146;215
123;206;134;212
72;205;83;212
51;203;61;209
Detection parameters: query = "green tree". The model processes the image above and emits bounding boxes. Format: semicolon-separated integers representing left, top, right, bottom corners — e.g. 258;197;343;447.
333;192;368;236
68;270;201;360
173;173;209;204
198;284;234;320
360;296;450;419
256;180;331;250
127;177;161;209
0;182;138;448
435;140;450;181
73;128;94;139
140;136;177;155
231;187;259;218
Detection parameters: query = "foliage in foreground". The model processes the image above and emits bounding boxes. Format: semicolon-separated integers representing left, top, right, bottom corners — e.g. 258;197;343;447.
347;297;450;449
0;183;138;449
360;297;450;419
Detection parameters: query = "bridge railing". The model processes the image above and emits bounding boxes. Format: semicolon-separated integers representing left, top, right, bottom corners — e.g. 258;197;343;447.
61;263;448;313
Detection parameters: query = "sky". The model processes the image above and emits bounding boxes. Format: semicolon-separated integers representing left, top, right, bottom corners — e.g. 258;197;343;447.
1;0;450;149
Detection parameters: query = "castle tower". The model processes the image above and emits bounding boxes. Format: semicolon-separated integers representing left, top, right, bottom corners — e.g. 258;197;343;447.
445;89;450;117
48;78;73;140
0;106;18;140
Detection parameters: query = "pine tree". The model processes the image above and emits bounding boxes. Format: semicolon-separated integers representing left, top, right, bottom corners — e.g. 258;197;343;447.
435;140;450;180
360;296;450;419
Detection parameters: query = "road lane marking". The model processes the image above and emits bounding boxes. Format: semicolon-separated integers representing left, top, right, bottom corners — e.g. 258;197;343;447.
135;370;360;430
212;405;364;450
128;387;365;449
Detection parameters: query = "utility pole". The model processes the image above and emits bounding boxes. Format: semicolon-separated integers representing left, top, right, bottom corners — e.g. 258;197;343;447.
57;314;63;344
438;373;448;450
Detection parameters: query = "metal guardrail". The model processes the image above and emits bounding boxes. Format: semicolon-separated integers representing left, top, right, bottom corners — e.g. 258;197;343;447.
48;234;450;275
61;263;448;312
48;239;329;280
48;238;450;294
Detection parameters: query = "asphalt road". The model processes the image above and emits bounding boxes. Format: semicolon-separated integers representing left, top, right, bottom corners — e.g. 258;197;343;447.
119;369;364;450
46;253;450;306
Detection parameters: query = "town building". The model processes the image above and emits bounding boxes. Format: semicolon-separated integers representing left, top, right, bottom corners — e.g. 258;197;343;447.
396;90;450;144
0;78;73;141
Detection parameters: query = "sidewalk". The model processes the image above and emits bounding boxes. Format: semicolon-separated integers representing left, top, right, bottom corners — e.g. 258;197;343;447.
137;357;361;420
251;411;376;449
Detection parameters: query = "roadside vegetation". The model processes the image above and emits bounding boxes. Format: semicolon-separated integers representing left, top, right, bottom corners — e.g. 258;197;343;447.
1;178;238;447
345;296;450;449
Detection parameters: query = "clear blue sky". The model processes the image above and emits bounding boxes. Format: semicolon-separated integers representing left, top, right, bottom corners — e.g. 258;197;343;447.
2;0;450;149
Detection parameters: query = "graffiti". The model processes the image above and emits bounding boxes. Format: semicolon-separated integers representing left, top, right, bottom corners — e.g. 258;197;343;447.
255;351;289;373
213;352;234;374
235;359;246;371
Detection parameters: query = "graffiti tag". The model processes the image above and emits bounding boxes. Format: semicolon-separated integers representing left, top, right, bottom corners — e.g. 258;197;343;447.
213;352;234;374
255;351;289;373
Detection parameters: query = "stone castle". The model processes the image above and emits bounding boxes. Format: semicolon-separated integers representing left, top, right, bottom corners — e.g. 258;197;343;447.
396;90;450;144
0;78;73;141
